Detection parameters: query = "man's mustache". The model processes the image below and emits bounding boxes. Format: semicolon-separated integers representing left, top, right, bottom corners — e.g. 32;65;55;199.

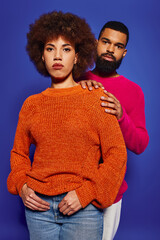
101;53;116;61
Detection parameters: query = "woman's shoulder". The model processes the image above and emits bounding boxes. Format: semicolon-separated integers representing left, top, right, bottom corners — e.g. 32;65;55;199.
81;87;107;113
82;87;118;127
83;87;105;102
19;93;42;116
24;92;42;103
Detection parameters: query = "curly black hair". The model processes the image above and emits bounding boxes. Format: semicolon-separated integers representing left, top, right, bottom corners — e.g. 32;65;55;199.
26;11;96;79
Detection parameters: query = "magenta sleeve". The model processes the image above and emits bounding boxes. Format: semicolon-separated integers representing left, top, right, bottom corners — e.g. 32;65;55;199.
118;90;149;154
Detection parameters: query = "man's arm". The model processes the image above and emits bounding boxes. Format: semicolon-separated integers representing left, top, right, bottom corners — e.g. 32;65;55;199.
100;89;149;154
79;80;149;154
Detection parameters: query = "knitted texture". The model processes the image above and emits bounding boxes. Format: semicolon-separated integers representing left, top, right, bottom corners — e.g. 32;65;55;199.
83;71;149;203
7;85;127;209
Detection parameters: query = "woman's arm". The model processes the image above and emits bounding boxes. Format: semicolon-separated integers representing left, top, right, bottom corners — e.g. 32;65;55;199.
7;99;49;210
59;89;127;211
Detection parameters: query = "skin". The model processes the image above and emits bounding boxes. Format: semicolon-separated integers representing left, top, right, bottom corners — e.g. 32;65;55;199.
21;36;82;215
79;28;128;120
42;36;78;88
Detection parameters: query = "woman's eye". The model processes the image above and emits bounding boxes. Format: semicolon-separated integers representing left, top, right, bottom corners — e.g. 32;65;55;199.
46;47;53;51
63;48;71;52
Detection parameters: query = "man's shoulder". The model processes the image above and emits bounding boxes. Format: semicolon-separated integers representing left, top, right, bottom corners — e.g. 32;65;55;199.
120;75;143;94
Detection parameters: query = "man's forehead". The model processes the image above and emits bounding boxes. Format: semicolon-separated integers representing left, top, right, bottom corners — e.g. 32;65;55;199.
100;28;127;44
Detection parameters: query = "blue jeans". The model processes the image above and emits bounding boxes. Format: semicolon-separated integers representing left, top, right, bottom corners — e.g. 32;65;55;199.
25;193;103;240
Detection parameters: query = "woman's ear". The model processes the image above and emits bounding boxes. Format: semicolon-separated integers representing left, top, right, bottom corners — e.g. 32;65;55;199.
42;55;44;62
74;53;78;64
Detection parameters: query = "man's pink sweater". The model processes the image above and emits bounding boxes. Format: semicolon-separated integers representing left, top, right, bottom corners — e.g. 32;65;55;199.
84;72;149;202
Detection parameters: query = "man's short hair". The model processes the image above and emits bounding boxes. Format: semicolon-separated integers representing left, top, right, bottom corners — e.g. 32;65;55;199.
98;21;129;46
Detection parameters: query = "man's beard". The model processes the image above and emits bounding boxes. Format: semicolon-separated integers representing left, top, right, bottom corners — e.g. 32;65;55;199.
95;53;123;75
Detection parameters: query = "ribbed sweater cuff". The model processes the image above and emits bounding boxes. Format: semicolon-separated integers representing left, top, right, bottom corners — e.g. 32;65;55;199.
17;178;28;197
7;170;28;196
75;181;96;208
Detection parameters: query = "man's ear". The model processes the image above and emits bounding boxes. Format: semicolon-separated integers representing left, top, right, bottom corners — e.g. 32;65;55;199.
123;49;127;58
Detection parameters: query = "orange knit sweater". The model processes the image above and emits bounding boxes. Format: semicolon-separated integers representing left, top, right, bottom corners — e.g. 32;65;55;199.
7;85;127;209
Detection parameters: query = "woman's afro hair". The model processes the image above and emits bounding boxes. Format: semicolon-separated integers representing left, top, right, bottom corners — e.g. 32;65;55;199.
26;11;96;79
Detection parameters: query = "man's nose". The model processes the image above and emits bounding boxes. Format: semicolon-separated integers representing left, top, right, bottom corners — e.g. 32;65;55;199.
106;44;115;53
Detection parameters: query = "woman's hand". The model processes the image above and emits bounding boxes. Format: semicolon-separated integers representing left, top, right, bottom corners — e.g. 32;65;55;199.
21;184;50;211
101;90;123;120
58;190;82;216
78;80;104;90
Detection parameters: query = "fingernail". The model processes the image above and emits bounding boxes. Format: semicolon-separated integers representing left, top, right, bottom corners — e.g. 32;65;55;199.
105;109;108;112
102;87;105;89
101;96;105;100
82;86;86;89
89;87;93;90
104;90;107;93
101;102;105;106
95;85;98;88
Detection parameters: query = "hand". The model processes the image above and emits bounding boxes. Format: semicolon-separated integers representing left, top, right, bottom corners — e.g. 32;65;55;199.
78;80;104;91
58;190;82;216
101;90;123;120
21;184;50;211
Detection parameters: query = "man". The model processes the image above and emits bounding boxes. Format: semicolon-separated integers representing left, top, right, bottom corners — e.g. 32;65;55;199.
79;21;149;240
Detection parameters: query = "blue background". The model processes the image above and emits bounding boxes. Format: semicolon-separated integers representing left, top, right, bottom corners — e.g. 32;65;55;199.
1;0;160;239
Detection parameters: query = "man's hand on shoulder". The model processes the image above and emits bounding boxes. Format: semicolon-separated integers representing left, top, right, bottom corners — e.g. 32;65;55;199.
101;90;123;120
78;80;104;91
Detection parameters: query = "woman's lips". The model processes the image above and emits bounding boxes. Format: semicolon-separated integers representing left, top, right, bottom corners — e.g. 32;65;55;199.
52;63;64;69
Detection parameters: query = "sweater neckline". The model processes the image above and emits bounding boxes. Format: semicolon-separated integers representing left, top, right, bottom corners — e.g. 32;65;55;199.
41;85;83;97
88;71;123;81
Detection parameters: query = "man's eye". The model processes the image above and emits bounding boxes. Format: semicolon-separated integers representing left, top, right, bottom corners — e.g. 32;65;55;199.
102;41;109;44
117;45;123;49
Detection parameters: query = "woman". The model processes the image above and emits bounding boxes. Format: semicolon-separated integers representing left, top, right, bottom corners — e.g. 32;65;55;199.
7;11;127;240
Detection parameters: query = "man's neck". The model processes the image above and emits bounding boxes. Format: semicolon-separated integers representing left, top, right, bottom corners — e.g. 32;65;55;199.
92;68;120;78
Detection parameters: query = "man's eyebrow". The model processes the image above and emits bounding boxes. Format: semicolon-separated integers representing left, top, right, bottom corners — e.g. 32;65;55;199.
101;37;110;42
101;37;125;47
